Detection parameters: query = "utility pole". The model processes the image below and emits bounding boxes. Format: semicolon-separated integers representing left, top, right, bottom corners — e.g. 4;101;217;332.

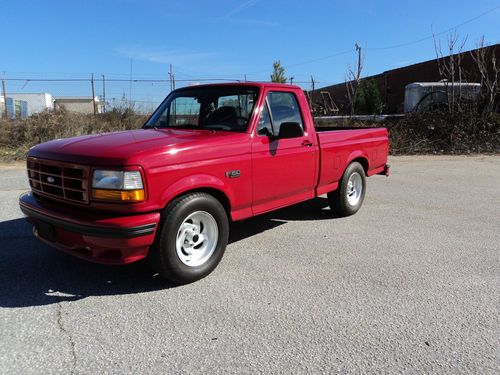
289;77;294;85
169;64;173;92
91;73;97;115
128;58;133;126
355;43;362;80
1;78;8;121
310;75;316;107
101;75;106;113
129;57;133;110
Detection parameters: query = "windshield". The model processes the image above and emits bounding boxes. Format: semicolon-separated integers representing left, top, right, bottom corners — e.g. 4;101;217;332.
145;86;259;132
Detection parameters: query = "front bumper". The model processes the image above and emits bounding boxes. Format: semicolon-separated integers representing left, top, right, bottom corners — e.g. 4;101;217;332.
19;192;160;264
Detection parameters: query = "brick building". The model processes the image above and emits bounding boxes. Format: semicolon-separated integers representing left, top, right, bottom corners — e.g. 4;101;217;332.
311;44;500;114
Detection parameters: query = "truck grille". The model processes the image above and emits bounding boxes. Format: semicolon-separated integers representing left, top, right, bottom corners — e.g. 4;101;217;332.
27;157;90;204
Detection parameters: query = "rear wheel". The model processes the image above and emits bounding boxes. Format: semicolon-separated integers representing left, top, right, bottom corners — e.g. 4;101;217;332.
328;162;366;217
150;192;229;284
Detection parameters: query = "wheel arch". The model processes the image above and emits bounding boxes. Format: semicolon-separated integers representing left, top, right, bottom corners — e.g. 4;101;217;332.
328;155;367;218
346;154;369;175
159;175;233;220
182;187;231;217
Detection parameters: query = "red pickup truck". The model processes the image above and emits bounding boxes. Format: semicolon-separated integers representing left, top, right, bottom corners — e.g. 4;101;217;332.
19;83;389;283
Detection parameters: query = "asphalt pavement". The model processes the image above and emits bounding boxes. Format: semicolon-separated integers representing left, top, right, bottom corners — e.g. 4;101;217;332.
0;156;498;374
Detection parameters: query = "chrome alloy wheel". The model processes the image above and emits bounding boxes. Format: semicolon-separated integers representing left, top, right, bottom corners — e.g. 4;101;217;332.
346;172;363;206
175;211;218;267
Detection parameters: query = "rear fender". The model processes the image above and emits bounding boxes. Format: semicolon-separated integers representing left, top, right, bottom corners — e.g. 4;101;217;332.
346;151;369;174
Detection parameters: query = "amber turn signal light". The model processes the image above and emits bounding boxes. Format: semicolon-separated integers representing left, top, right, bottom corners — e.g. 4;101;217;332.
92;189;145;202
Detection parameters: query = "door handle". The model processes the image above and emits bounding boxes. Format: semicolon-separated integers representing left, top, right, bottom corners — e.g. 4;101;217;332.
302;140;313;147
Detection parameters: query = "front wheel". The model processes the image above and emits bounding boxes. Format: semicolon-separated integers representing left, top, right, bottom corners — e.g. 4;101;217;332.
150;192;229;284
328;162;366;217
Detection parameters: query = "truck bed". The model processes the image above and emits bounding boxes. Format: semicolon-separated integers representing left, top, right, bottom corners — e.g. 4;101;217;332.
314;127;389;196
314;126;379;132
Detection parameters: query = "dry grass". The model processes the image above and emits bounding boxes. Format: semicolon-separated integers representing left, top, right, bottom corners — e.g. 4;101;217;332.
384;112;500;154
316;111;500;155
0;108;148;161
0;109;498;162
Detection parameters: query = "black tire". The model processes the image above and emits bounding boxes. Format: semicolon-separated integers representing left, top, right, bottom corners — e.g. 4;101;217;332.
149;192;229;284
328;162;366;217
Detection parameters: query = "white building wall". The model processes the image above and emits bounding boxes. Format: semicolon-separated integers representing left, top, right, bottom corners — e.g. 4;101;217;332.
8;93;53;116
54;97;103;114
55;101;93;114
0;96;4;118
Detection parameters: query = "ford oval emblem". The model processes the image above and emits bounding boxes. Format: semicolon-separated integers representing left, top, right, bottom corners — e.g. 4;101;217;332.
47;176;55;183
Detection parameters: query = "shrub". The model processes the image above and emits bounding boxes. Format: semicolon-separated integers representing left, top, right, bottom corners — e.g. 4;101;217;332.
1;108;498;161
354;79;382;114
0;108;148;161
384;111;500;154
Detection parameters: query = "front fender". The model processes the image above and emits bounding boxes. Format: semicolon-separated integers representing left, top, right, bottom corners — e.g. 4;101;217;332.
159;173;236;212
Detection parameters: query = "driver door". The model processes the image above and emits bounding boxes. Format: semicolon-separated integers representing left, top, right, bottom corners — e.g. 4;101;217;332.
251;90;316;214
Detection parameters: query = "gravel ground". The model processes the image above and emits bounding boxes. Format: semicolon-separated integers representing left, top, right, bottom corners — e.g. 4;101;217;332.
0;155;498;374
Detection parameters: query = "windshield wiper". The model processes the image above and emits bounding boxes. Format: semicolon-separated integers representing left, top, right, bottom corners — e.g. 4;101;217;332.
168;124;199;129
204;126;231;131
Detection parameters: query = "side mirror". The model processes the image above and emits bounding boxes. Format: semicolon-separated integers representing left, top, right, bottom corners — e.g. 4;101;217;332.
257;126;276;139
278;122;303;139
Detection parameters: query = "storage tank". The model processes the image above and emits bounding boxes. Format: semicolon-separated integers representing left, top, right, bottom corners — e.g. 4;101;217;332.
404;82;481;112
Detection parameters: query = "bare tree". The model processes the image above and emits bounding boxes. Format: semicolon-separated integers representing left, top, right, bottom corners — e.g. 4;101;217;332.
432;30;468;113
345;43;363;116
471;36;500;115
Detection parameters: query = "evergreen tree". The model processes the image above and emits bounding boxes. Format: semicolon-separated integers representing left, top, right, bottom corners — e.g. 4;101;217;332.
270;61;287;83
354;79;382;114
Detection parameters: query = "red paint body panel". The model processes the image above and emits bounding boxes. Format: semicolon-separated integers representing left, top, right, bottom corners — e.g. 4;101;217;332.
315;127;389;193
21;82;389;264
19;192;160;264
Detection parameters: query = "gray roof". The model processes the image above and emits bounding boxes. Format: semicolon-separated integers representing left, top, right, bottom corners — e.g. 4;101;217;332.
406;82;480;88
54;96;100;101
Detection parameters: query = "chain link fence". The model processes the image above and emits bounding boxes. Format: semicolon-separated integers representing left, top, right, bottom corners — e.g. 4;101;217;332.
1;75;174;119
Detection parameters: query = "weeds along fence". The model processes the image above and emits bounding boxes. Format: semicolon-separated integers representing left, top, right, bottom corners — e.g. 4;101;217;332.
0;75;498;160
315;111;499;154
0;109;149;160
1;108;498;162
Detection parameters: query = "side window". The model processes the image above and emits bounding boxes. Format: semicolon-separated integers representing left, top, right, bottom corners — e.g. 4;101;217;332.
257;102;273;136
168;97;200;126
217;94;255;119
218;95;239;108
267;92;303;136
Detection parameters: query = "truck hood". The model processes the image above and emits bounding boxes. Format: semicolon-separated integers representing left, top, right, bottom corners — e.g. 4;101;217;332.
28;128;250;167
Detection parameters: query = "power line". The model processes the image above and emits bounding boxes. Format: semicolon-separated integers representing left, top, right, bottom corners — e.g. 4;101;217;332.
2;78;242;82
366;3;500;50
4;1;498;86
1;77;360;88
4;7;499;92
286;49;355;69
252;3;500;71
2;3;498;87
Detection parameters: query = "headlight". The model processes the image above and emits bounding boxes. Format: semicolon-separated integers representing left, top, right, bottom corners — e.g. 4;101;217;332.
91;170;145;202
